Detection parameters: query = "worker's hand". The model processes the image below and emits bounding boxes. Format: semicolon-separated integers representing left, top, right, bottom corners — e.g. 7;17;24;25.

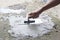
29;11;40;18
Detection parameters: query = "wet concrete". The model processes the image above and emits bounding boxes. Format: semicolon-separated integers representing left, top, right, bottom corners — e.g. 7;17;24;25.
0;0;60;40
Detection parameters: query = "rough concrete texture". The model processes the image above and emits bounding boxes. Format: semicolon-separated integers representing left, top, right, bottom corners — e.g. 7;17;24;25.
0;0;60;40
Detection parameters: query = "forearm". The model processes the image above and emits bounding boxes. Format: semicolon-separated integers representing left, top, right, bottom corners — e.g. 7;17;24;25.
38;0;60;14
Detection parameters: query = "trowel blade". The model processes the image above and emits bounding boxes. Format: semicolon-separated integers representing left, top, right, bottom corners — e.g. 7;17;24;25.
24;18;43;24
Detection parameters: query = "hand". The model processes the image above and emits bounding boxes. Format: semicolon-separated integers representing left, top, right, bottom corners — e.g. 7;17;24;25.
28;11;40;18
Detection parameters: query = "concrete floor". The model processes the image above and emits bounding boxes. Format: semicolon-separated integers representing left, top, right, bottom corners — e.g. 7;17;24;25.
0;0;60;40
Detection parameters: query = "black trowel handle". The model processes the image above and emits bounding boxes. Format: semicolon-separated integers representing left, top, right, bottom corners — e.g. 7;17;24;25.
28;17;30;22
27;17;34;24
28;17;33;21
28;17;31;21
24;17;35;24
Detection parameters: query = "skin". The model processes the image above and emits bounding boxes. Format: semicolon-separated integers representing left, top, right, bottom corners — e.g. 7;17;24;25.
29;0;60;18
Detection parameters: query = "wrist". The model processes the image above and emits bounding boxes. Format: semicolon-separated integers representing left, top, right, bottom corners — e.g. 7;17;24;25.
37;10;42;14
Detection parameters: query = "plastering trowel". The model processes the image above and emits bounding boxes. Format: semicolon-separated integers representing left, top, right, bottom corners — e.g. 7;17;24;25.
24;17;43;24
24;17;35;24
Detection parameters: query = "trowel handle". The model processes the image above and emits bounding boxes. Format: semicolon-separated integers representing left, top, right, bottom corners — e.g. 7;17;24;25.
28;17;30;21
28;17;32;22
28;17;32;21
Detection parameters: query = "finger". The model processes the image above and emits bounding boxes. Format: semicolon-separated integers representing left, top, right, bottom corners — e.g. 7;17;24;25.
31;17;35;19
28;15;32;18
33;17;36;19
31;16;35;18
29;14;33;17
29;13;33;15
29;14;32;15
29;15;34;18
28;16;33;18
